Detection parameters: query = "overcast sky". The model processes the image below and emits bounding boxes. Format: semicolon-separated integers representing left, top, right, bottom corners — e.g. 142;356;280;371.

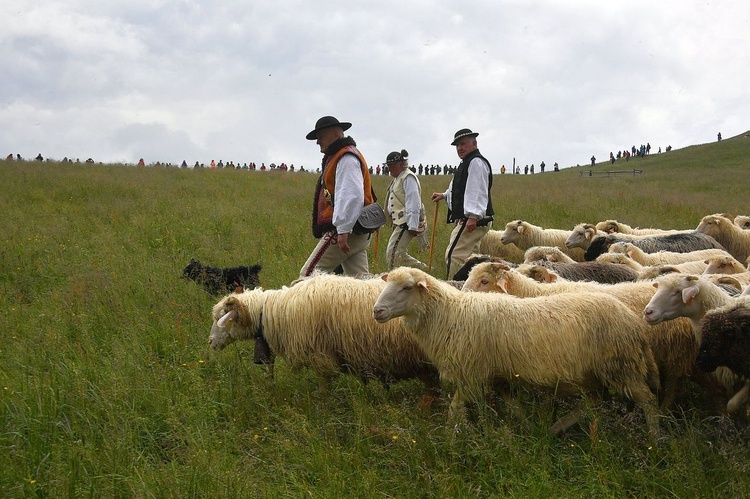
2;1;748;170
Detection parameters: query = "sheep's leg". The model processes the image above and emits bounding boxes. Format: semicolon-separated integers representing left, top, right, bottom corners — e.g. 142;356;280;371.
658;373;684;412
448;388;467;419
727;382;750;414
551;405;584;435
492;380;525;420
630;385;662;439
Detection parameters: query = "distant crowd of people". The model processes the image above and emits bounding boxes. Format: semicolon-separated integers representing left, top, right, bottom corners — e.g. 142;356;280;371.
601;142;673;166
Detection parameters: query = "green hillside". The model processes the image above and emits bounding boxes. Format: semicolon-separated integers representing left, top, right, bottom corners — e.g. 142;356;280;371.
1;132;749;497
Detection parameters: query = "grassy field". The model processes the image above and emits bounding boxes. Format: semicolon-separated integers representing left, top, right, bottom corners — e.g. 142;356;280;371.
1;131;749;497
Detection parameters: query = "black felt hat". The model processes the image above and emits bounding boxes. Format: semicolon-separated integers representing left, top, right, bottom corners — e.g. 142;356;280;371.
385;149;408;165
306;116;352;140
451;128;479;145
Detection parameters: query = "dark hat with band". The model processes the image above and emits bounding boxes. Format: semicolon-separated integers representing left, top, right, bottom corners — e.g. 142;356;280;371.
306;116;352;140
385;149;409;165
451;128;479;145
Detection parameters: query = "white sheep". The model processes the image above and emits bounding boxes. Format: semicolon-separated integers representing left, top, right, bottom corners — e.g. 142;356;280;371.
735;215;750;230
595;252;646;272
608;242;730;266
209;274;439;394
703;255;750;285
595;250;707;281
523;246;576;264
463;262;696;411
565;223;606;250
695;214;750;263
477;229;526;263
499;220;585;262
643;274;747;413
372;267;661;435
595;220;688;236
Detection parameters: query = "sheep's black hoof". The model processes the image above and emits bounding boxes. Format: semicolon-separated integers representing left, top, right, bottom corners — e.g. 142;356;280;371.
253;337;272;364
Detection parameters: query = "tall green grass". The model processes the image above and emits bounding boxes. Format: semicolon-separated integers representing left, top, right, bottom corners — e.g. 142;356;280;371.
1;131;750;496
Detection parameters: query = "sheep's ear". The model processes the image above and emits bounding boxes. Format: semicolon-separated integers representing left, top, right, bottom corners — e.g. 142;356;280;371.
381;274;389;282
608;228;615;234
417;280;429;290
490;262;505;272
217;309;238;328
497;277;509;293
585;229;593;241
626;250;635;259
547;273;558;283
517;224;525;234
652;282;659;289
682;285;700;305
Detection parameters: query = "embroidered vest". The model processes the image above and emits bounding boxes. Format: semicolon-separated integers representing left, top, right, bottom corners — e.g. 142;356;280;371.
386;169;420;228
312;144;374;238
448;149;494;223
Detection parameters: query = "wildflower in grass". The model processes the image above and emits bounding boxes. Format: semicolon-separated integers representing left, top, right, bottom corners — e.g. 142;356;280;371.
392;435;398;441
254;434;259;440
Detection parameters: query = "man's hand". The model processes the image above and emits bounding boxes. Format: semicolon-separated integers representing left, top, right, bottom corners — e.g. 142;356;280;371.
336;232;351;253
464;217;478;233
431;192;444;203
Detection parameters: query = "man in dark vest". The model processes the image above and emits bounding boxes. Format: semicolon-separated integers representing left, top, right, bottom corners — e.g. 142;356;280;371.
300;116;375;277
431;128;494;279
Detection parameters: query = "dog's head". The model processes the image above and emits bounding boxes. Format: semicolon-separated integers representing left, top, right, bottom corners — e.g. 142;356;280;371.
182;258;203;280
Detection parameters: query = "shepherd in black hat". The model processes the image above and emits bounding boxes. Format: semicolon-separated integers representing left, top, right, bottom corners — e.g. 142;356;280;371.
383;149;429;270
300;116;377;278
431;128;494;279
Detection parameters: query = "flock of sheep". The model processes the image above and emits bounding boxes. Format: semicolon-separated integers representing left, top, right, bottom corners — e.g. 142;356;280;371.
208;213;750;438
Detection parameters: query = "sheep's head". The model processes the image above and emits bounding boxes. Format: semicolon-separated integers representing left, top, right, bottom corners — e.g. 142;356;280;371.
695;215;727;237
595;220;621;234
463;262;511;293
373;268;429;323
500;220;525;245
643;274;702;325
735;215;750;231
566;223;597;249
517;264;558;283
703;256;742;275
209;288;266;350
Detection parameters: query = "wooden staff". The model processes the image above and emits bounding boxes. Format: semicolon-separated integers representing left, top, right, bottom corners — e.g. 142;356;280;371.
427;204;439;271
372;228;380;265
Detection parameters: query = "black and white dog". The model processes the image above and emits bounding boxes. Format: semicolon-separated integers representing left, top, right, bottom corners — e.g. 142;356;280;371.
182;258;262;295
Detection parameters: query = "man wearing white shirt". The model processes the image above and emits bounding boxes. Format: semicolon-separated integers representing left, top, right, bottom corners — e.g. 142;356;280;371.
300;116;375;277
383;149;427;269
431;128;494;279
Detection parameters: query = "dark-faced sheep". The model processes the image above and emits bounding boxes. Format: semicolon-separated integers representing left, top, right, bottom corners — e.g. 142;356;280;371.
697;301;750;377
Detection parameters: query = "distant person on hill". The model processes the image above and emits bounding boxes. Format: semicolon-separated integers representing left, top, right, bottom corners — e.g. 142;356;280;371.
300;115;376;278
718;132;722;142
6;154;13;160
540;161;545;172
431;128;494;279
383;149;428;270
553;162;559;172
500;165;506;174
591;155;596;167
35;153;43;161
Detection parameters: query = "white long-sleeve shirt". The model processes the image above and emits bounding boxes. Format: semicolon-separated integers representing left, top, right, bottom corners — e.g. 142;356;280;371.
332;153;365;234
442;156;491;219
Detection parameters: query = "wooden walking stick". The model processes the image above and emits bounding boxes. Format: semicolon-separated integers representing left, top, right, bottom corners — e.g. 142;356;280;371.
371;228;380;266
427;203;439;271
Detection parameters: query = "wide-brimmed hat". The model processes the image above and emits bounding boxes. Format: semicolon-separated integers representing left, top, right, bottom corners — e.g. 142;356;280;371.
451;128;479;145
385;149;409;165
306;116;352;140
